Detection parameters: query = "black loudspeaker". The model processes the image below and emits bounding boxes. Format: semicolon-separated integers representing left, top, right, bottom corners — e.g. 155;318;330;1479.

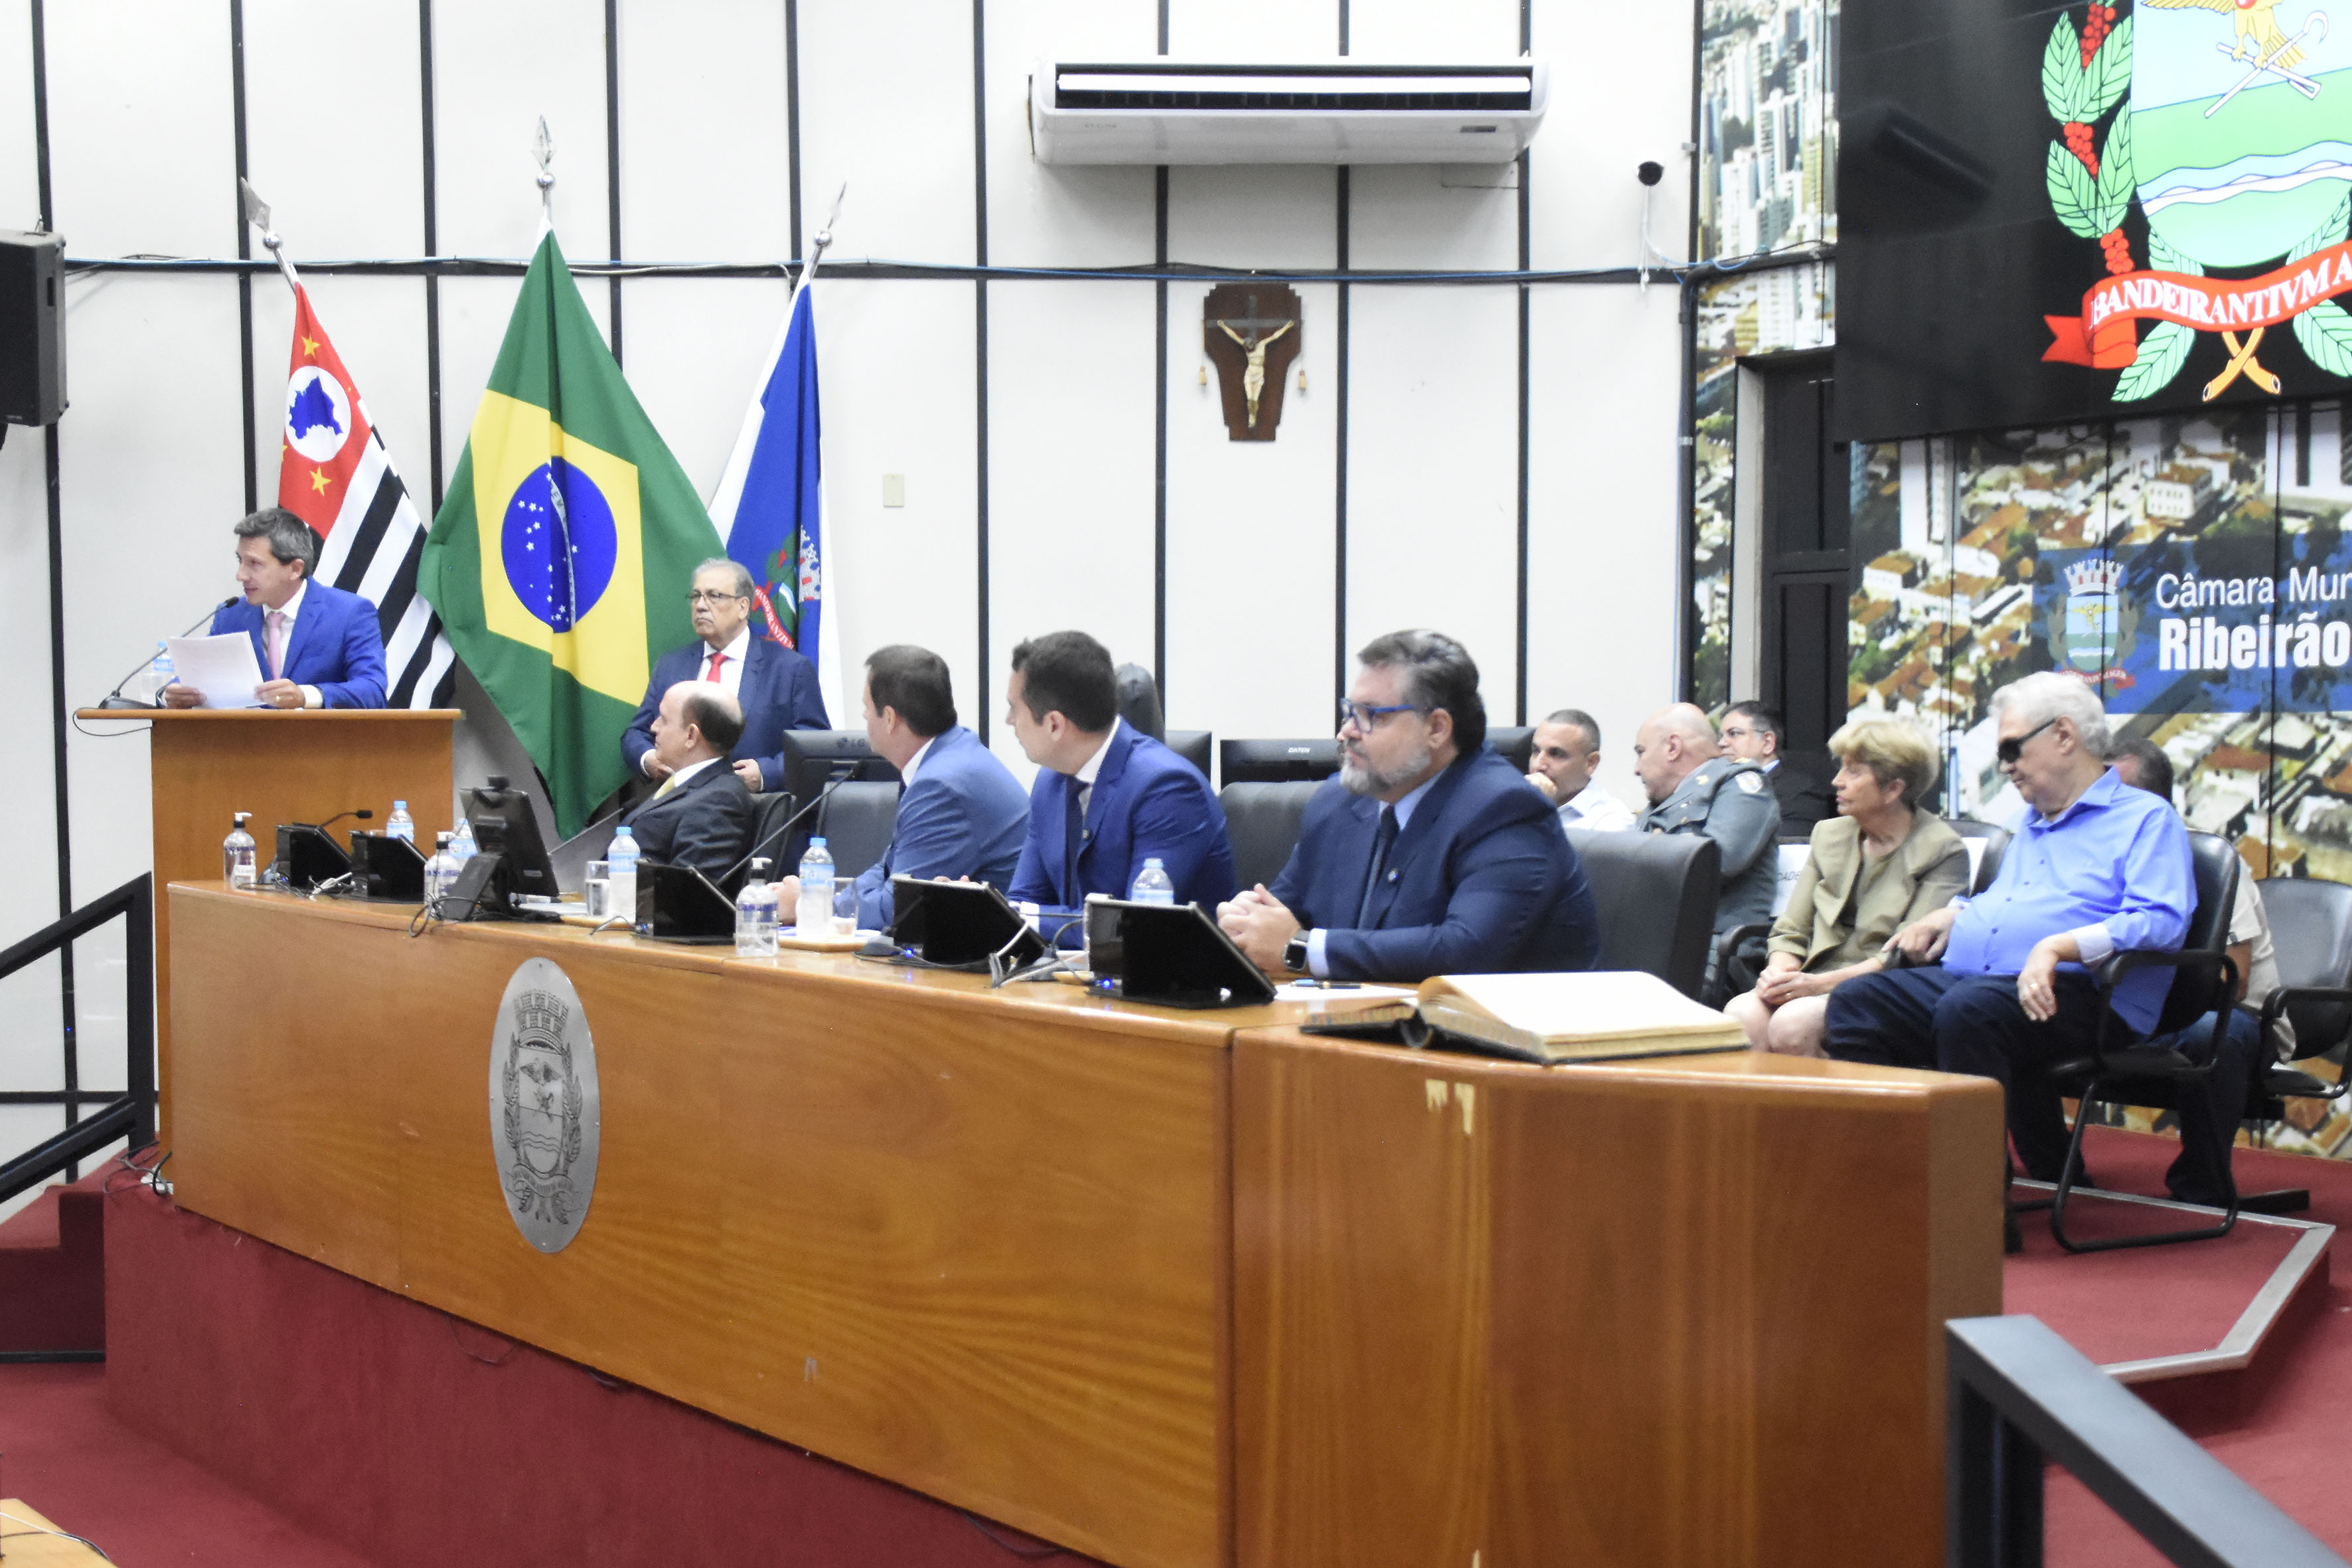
0;230;65;429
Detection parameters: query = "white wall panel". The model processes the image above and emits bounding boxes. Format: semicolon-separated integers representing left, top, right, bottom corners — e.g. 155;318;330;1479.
814;279;982;733
1343;285;1521;720
431;0;611;260
0;0;37;226
1348;166;1518;272
1528;0;1692;270
1164;280;1338;748
246;276;433;518
1164;0;1338;58
1167;165;1338;270
57;275;248;905
1346;0;1519;57
435;273;609;497
617;0;791;262
44;1;234;257
797;0;976;266
244;0;425;259
983;279;1154;775
1525;283;1684;813
624;277;797;503
985;0;1156;268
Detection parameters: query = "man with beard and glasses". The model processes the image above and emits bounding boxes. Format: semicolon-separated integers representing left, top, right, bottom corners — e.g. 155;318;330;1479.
1217;629;1601;982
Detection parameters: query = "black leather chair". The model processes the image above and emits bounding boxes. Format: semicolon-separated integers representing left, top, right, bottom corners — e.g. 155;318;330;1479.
739;791;803;890
1948;818;2013;895
1114;663;1164;740
815;781;901;888
1164;728;1213;783
2238;876;2352;1209
2045;830;2243;1252
1486;726;1535;774
1565;828;1720;1000
1219;781;1318;892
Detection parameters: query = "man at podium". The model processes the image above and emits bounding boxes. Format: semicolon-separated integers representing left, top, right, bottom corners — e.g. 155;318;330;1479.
162;509;388;710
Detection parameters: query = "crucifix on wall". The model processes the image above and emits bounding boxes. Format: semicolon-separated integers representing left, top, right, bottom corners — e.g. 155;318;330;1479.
1203;283;1302;442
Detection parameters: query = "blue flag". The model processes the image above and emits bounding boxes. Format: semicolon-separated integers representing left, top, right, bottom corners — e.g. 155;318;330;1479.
709;281;838;714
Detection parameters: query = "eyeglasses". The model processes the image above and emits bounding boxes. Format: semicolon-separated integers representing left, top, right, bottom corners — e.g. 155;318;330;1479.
1338;699;1421;732
686;590;747;607
1996;716;2059;767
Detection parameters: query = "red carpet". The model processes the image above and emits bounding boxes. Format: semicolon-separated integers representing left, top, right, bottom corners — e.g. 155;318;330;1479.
2041;1127;2352;1566
0;1168;106;1354
96;1183;1099;1568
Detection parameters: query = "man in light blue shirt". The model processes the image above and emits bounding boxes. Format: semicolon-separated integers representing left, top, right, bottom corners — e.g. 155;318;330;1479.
1824;672;2195;1182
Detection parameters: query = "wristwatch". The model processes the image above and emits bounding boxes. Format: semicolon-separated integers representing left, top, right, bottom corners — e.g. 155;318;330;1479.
1283;931;1310;973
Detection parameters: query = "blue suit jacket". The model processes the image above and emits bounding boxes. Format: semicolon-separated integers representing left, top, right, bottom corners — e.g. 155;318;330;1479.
843;726;1031;928
209;582;388;708
621;636;830;792
1008;722;1237;944
1269;748;1602;982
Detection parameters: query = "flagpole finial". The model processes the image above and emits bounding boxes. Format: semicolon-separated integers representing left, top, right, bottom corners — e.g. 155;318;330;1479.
533;118;556;228
240;176;301;294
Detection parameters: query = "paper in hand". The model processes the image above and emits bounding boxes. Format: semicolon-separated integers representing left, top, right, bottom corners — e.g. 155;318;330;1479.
166;633;269;709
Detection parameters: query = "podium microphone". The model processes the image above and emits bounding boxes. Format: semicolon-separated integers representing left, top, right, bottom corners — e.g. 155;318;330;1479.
312;809;376;834
98;596;240;710
719;776;852;888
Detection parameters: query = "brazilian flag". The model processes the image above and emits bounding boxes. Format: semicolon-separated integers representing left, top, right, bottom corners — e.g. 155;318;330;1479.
419;232;721;836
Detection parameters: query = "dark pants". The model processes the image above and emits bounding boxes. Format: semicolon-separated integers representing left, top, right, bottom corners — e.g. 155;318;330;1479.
1825;965;2130;1180
2144;1006;2258;1207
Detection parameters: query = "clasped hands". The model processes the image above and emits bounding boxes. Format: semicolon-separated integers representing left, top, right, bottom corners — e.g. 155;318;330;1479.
1217;884;1300;977
1879;905;2071;1022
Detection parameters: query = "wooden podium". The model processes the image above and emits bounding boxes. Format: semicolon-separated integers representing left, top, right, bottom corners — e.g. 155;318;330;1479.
81;708;459;1145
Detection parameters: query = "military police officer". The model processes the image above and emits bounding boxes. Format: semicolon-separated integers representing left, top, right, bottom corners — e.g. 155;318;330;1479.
1632;703;1780;935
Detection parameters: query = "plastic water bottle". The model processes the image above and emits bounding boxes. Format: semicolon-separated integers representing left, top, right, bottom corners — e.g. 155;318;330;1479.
797;836;835;939
148;642;174;705
385;799;414;843
449;817;478;863
223;812;257;890
424;831;459;909
606;826;641;922
1131;857;1176;905
736;858;780;957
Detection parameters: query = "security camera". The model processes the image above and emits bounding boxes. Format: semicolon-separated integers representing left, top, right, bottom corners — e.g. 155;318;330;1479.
1637;161;1665;187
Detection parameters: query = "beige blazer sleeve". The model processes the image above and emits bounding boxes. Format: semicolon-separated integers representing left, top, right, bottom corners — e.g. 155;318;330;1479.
1766;818;1840;961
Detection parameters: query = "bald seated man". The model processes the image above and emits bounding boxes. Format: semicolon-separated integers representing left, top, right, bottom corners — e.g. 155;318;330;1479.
1634;702;1780;934
614;682;757;878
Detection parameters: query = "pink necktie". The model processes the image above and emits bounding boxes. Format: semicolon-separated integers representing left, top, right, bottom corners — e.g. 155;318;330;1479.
266;610;287;680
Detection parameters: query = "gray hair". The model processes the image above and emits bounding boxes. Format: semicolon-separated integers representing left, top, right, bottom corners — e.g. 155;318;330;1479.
232;507;319;578
694;557;756;599
1992;670;2112;757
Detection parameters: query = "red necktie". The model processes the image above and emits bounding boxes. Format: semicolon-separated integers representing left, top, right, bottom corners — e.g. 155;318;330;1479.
705;650;728;683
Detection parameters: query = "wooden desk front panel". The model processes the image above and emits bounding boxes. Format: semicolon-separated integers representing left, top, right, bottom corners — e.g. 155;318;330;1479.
1231;1034;2005;1568
167;886;1233;1568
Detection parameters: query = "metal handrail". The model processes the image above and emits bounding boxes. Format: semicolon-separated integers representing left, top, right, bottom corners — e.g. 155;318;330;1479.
0;874;153;1204
1949;1314;2345;1567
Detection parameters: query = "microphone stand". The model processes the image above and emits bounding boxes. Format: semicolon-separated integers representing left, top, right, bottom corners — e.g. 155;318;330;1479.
97;597;240;710
718;776;852;888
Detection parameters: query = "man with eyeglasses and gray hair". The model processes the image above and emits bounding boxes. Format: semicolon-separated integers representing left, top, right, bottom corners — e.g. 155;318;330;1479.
1823;671;2195;1200
621;557;830;791
1218;629;1600;981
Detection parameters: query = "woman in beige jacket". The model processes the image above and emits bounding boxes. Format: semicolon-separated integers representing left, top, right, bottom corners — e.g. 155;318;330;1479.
1725;718;1970;1055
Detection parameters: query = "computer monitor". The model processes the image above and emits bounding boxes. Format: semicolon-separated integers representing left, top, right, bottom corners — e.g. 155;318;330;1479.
442;774;559;919
1219;738;1339;785
777;730;902;815
1486;726;1535;774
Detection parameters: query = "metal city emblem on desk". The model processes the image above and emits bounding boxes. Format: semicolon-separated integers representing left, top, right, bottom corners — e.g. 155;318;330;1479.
1203;283;1302;441
488;957;601;1252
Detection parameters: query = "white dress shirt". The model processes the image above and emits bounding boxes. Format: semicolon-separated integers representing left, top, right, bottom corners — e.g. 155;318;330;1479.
900;734;938;789
1071;717;1122;816
1557;779;1636;832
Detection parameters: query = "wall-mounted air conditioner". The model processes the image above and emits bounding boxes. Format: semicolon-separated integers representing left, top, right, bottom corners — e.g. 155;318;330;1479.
1029;60;1547;167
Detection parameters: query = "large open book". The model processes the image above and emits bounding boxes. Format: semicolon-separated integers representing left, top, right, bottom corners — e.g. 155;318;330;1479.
1302;970;1747;1064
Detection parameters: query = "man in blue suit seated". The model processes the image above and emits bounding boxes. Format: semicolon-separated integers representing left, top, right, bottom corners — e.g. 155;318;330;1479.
621;559;829;792
615;682;756;879
1004;630;1236;944
162;508;387;709
775;643;1030;930
1218;629;1602;982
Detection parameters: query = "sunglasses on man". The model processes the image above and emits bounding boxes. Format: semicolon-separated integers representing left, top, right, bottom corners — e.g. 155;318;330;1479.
1996;716;2059;767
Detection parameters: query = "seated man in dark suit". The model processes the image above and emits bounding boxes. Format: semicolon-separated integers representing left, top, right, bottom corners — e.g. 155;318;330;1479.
163;507;387;709
1004;630;1235;943
1218;629;1602;982
1721;700;1834;836
617;682;757;878
621;558;829;792
776;643;1030;930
